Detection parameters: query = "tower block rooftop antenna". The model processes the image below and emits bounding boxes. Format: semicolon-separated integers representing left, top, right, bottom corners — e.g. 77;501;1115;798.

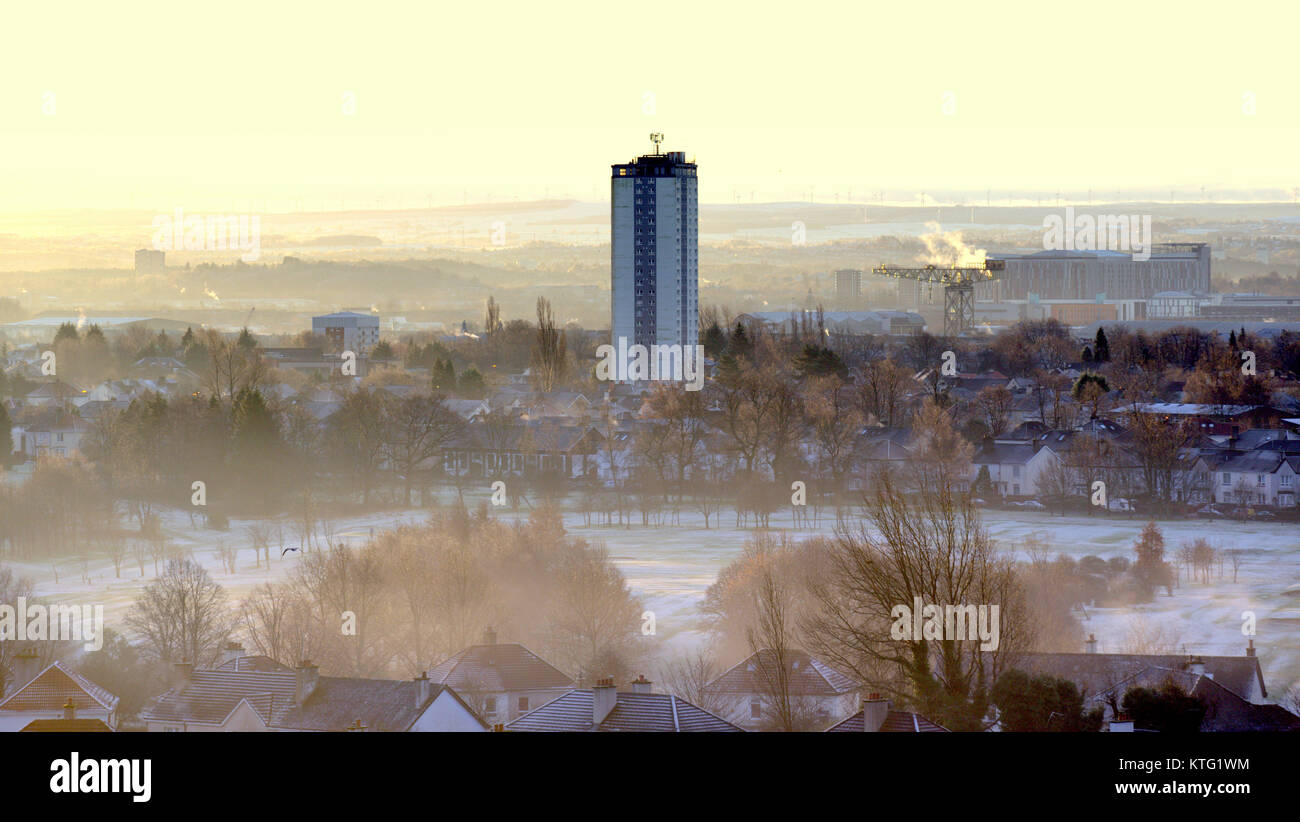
650;132;664;155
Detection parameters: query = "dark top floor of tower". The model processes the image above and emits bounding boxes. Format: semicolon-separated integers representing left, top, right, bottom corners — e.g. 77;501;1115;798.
612;151;697;178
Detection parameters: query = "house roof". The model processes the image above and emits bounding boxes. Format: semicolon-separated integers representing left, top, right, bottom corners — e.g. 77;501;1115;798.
506;689;743;732
707;649;858;696
973;442;1038;466
0;662;119;713
1009;651;1267;702
825;709;948;732
276;677;486;732
21;410;90;434
428;642;574;693
1093;667;1300;732
140;669;297;726
215;655;292;673
20;718;113;732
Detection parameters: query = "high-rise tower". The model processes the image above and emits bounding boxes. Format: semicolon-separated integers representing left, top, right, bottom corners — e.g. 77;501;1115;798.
610;135;698;352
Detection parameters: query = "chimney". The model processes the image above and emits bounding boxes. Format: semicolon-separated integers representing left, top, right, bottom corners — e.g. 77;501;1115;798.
861;692;890;732
294;660;319;706
1085;634;1098;654
63;698;76;721
1109;713;1134;733
1246;639;1256;657
592;677;618;725
1188;655;1205;677
482;627;497;646
171;661;194;691
7;648;42;695
629;675;652;694
220;640;245;667
414;673;431;709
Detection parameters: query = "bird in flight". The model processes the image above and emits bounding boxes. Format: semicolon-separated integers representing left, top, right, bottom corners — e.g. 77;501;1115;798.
281;546;300;556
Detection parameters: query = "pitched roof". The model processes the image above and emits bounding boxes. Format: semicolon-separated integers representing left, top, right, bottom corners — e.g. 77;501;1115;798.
707;649;858;697
973;442;1038;466
0;662;119;713
20;718;113;732
506;689;743;732
276;677;486;732
428;643;574;692
140;669;297;726
1093;667;1300;732
1009;652;1267;702
825;709;948;732
215;655;293;673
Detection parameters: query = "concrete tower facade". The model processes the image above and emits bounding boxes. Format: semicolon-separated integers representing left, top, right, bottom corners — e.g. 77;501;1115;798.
610;141;698;352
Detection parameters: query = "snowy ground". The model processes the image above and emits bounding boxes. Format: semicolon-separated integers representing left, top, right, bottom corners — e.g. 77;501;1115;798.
11;494;1300;695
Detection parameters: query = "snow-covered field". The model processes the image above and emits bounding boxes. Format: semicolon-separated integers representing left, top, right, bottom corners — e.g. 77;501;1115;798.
12;495;1300;694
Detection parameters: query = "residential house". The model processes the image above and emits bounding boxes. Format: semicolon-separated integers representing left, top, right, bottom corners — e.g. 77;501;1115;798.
1006;638;1270;705
20;411;90;460
970;439;1059;498
506;677;742;732
440;421;604;480
141;659;486;732
0;651;120;732
705;649;859;730
427;631;575;724
1091;664;1300;732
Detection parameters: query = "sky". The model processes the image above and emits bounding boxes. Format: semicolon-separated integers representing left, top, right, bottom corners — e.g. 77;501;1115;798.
4;1;1300;212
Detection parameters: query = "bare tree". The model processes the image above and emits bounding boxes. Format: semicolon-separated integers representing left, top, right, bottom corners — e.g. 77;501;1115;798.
126;558;234;665
657;646;725;716
106;541;127;579
529;297;568;393
805;469;1026;731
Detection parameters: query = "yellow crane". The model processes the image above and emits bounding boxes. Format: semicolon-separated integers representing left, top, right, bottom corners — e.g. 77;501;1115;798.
838;259;1006;336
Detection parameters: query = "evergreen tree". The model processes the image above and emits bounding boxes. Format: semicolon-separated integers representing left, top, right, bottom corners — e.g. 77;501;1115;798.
0;401;11;468
1122;682;1206;732
432;358;457;391
729;322;754;360
991;670;1104;732
458;366;485;398
793;344;847;379
1093;327;1110;362
53;322;79;345
1132;520;1171;598
701;321;727;359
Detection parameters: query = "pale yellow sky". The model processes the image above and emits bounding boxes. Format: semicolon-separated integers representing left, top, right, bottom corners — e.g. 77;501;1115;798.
4;1;1300;211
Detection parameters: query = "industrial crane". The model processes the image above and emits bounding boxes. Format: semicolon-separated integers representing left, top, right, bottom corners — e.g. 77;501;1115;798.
838;259;1006;336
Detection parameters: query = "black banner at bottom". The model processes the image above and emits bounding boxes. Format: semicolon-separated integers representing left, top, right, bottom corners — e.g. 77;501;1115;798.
3;731;1287;811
